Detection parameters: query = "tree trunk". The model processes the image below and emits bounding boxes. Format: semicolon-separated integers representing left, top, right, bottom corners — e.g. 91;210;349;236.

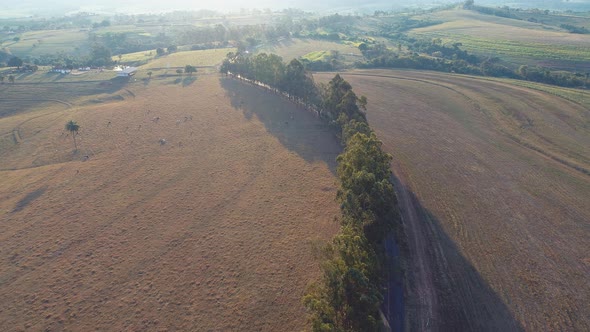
72;133;77;151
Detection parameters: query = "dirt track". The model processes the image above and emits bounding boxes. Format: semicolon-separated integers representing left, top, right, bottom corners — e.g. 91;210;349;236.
316;70;590;331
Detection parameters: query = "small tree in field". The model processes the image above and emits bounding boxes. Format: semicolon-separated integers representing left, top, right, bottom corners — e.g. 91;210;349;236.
65;120;80;151
176;68;183;75
147;71;152;79
184;65;196;76
8;75;15;83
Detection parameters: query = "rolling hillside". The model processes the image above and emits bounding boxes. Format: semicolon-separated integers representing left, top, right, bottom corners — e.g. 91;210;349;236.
0;73;341;330
315;69;590;331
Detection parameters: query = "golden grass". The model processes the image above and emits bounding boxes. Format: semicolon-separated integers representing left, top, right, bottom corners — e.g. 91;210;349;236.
0;74;341;330
315;69;590;331
140;48;236;69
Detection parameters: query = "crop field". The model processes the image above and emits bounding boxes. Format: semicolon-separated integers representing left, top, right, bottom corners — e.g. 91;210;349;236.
315;69;590;331
0;74;341;330
1;29;89;58
256;38;362;62
410;9;590;70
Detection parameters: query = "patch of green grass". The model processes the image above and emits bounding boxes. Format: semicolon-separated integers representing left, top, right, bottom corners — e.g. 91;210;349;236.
302;51;331;62
2;29;89;57
114;49;157;64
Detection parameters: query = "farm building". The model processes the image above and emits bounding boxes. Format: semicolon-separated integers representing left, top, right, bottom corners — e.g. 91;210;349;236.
117;67;138;77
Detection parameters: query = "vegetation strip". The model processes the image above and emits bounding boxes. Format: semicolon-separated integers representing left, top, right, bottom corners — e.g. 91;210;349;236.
221;52;401;330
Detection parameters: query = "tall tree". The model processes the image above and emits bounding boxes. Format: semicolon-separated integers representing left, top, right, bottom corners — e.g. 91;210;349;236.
8;56;23;69
90;44;112;67
65;120;80;151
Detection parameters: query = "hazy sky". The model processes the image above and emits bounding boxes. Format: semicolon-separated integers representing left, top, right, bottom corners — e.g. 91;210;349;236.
0;0;453;17
2;0;589;18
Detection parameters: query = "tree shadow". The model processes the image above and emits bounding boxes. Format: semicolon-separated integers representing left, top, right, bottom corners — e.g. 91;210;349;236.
384;176;525;332
12;186;48;212
220;77;341;174
182;76;197;87
100;76;132;94
16;71;34;80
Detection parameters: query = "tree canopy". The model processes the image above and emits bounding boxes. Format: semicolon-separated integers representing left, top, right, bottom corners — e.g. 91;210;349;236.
8;56;23;68
65;120;80;151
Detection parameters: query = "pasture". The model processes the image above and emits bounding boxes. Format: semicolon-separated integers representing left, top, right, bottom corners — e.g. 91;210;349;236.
315;69;590;331
0;74;341;330
410;9;590;70
139;48;235;69
1;29;89;58
255;38;362;62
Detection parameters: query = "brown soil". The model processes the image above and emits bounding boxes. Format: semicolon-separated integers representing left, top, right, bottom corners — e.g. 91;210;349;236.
0;74;341;331
315;70;590;331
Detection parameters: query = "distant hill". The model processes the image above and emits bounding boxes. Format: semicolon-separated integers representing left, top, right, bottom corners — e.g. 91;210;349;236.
2;0;589;18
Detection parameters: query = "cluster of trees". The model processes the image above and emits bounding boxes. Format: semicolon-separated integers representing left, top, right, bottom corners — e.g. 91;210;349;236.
304;74;398;331
357;38;589;88
156;45;177;56
378;17;442;38
176;24;290;47
0;75;16;83
220;52;319;106
88;30;172;57
560;24;589;34
220;57;400;329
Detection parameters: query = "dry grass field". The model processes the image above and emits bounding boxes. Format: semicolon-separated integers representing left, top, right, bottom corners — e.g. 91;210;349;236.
0;74;341;330
315;70;590;331
140;49;236;69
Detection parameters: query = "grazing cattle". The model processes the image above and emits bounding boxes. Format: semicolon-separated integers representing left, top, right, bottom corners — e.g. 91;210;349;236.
159;138;167;145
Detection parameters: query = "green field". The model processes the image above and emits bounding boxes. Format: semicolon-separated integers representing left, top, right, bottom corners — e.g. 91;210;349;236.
114;49;158;64
410;9;590;70
1;29;89;57
301;50;332;62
